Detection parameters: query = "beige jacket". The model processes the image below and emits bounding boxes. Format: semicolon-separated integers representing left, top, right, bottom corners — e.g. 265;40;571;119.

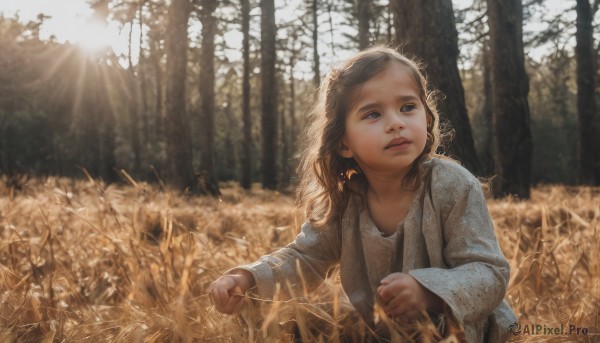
236;158;517;342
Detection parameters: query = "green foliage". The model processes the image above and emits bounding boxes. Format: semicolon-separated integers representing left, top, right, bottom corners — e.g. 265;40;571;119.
527;52;578;184
0;15;123;181
0;1;594;188
2;109;54;173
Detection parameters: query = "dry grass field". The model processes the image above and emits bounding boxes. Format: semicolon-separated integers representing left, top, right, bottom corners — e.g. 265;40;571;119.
0;175;598;342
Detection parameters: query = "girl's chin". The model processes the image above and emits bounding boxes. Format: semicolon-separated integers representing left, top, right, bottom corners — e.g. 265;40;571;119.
361;163;415;175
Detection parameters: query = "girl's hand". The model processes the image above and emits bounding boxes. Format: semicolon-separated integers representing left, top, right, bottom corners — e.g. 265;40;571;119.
209;270;255;314
376;273;443;322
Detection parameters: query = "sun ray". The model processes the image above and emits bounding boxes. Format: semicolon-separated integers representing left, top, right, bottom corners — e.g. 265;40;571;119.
35;45;78;85
72;54;89;118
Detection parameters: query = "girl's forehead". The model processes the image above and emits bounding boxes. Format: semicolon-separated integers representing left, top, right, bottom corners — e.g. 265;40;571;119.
366;61;416;84
346;62;421;108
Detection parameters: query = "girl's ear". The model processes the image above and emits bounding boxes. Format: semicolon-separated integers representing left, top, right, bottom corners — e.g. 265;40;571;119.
338;138;354;158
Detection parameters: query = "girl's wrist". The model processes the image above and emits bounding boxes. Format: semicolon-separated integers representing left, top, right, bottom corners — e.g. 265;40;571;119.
232;269;256;292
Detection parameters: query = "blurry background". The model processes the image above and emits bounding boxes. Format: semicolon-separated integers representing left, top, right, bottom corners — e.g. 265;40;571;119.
0;0;596;197
0;2;598;342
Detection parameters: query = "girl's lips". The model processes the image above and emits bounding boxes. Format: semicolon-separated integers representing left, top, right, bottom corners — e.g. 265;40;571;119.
385;141;411;150
385;138;412;149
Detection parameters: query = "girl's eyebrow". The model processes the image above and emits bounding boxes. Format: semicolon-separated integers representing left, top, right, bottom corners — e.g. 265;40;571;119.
397;95;420;102
352;95;420;116
353;102;379;116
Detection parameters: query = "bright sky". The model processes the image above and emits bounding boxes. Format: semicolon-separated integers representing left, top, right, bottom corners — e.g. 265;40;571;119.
0;0;577;71
0;0;125;54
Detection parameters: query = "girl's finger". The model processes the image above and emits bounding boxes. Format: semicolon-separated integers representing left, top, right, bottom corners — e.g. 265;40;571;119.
216;288;230;310
378;282;402;302
383;292;410;314
393;313;412;324
387;303;421;323
224;293;244;314
380;272;401;285
211;278;235;305
229;286;243;296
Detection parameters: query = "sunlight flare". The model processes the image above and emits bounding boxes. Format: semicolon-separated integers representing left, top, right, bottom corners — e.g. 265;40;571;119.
69;20;113;54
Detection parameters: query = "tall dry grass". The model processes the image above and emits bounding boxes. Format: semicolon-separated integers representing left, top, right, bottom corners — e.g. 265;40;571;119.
0;176;597;342
488;186;599;342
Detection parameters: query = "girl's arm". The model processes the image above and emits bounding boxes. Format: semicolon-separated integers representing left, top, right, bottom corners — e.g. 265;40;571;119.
409;177;510;326
227;221;341;300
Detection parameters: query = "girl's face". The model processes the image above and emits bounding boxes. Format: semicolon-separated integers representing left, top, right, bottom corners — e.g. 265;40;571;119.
338;61;428;177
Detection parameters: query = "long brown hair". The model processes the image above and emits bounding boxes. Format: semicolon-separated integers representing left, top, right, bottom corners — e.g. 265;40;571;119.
296;46;445;229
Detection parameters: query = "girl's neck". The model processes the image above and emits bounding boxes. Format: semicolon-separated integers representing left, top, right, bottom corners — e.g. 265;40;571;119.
364;169;413;203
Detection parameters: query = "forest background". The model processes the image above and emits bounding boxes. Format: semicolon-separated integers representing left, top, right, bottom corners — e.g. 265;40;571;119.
0;1;599;342
1;0;599;197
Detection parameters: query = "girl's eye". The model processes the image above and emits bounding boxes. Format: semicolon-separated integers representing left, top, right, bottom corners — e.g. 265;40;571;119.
400;104;416;112
363;112;381;119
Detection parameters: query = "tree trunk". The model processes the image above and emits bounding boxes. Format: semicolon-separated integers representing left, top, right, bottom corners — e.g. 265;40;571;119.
0;109;10;175
139;1;150;159
312;0;320;87
198;0;220;195
224;92;238;180
88;63;117;183
478;40;494;176
152;37;163;142
392;0;480;174
289;57;297;158
91;0;117;183
486;0;532;198
327;2;335;58
261;0;278;189
280;86;289;186
387;2;392;44
99;84;118;183
284;32;299;186
357;0;370;49
79;93;101;178
576;0;600;184
164;0;194;190
241;0;252;189
127;17;142;175
148;13;164;161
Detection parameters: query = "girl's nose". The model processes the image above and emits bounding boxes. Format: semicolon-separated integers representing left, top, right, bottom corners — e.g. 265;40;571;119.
385;113;406;132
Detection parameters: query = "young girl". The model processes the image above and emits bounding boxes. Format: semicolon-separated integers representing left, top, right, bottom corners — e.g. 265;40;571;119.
209;46;516;342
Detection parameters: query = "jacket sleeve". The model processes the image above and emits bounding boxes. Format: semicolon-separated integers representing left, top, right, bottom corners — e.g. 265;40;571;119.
229;221;341;300
409;178;510;326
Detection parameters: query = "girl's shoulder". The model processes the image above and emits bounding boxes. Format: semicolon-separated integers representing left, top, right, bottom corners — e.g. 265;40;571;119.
424;157;480;192
421;158;485;212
